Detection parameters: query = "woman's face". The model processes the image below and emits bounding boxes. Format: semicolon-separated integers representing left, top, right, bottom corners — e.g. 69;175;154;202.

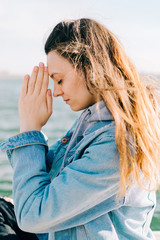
47;51;97;111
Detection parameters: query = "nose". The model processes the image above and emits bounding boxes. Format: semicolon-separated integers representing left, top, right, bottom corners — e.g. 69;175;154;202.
53;83;63;97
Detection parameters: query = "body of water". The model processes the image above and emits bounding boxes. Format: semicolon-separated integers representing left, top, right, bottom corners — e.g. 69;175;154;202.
0;77;159;230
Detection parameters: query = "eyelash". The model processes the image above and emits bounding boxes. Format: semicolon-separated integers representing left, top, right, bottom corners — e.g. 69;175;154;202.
58;79;62;85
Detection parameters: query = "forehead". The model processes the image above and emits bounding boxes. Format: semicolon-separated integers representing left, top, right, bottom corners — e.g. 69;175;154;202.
47;51;74;76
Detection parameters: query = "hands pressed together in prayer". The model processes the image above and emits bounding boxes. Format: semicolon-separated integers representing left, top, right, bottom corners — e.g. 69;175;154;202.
19;63;53;133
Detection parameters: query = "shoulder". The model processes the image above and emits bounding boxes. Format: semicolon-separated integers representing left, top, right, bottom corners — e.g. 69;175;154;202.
82;120;115;146
75;120;117;162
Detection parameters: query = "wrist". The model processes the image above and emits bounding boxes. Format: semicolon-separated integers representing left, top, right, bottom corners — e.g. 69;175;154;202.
20;125;42;133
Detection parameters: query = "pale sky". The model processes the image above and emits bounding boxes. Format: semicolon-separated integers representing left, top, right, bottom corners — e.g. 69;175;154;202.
0;0;160;76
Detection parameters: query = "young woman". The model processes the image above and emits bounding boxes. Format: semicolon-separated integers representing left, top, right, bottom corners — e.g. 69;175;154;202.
0;18;160;240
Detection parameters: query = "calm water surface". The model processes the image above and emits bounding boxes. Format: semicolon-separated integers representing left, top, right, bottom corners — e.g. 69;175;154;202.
0;77;159;230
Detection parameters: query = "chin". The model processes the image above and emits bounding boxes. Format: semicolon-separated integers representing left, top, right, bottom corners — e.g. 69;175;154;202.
70;107;81;112
70;104;88;112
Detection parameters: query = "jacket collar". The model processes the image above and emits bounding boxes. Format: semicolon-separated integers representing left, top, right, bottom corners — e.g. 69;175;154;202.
85;100;113;122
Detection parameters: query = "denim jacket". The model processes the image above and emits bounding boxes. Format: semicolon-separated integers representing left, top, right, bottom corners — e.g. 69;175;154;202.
0;101;156;240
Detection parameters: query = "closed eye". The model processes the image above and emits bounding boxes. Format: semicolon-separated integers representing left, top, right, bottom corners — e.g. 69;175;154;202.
58;79;62;85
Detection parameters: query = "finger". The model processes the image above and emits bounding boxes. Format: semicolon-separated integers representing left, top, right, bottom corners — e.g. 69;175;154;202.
20;74;30;98
28;66;39;94
40;66;49;95
34;62;44;94
46;89;53;115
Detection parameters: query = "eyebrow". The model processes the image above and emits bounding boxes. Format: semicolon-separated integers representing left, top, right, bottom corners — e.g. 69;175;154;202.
50;72;60;78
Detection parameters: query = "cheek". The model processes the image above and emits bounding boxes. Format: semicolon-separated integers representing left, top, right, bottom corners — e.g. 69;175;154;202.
64;72;88;96
67;79;80;93
78;81;91;96
76;76;87;91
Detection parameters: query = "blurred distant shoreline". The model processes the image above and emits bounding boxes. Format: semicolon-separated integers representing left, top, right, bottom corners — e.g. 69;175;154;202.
0;71;23;80
0;71;159;81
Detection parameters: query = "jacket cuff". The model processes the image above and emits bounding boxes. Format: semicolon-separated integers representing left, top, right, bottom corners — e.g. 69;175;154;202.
0;131;48;152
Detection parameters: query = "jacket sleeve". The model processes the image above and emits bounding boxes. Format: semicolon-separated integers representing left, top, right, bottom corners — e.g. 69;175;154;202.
0;130;123;233
0;130;61;174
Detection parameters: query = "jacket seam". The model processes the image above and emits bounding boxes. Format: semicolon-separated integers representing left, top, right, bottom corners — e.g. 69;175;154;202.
6;142;48;150
10;130;42;137
80;225;88;240
48;190;123;229
94;122;115;134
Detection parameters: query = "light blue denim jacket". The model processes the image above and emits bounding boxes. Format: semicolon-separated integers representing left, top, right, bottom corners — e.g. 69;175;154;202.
0;101;156;240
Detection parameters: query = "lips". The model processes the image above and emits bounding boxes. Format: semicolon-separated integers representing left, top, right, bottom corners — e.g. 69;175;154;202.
64;99;70;104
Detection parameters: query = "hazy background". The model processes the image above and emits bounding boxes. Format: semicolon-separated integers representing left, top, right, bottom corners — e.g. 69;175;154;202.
0;0;160;231
0;0;160;77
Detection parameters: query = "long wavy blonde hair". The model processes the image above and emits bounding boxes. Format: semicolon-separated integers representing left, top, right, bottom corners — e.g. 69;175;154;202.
45;18;160;195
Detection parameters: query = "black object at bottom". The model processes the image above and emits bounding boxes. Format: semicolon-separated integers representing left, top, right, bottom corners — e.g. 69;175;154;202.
0;197;38;240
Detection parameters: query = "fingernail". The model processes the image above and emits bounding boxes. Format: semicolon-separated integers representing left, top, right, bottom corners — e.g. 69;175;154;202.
39;62;44;68
48;89;52;95
24;74;29;80
44;66;48;72
34;66;38;72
